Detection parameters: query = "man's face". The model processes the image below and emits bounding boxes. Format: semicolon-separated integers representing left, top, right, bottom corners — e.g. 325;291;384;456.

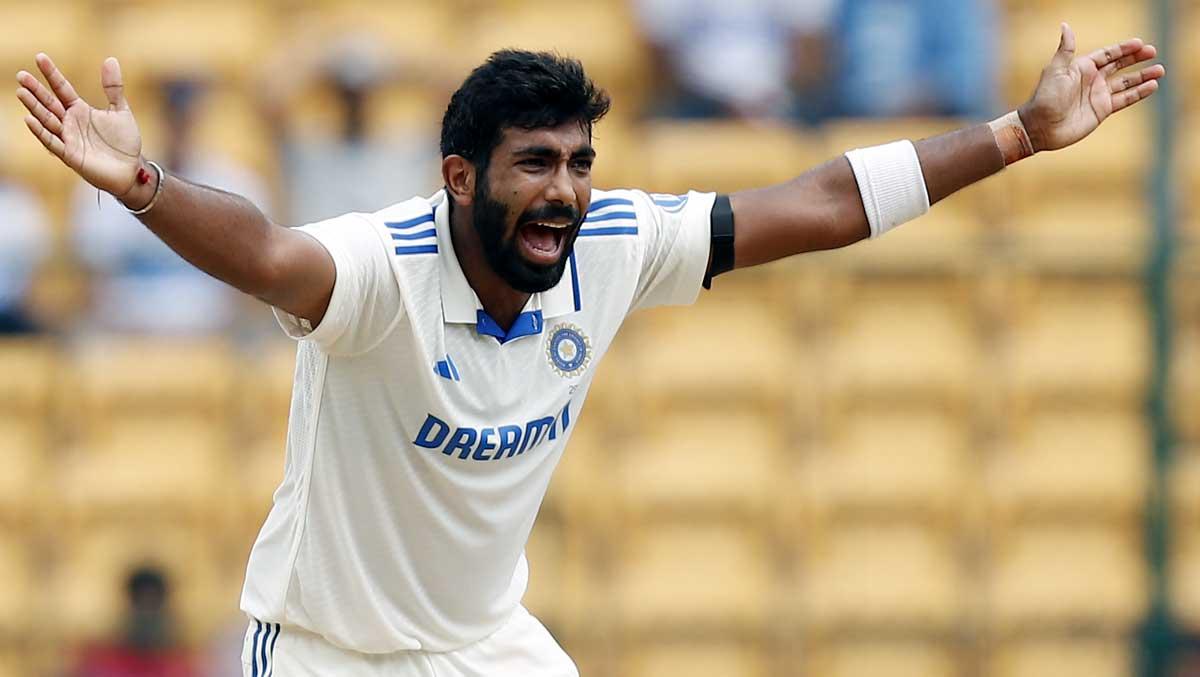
472;121;595;294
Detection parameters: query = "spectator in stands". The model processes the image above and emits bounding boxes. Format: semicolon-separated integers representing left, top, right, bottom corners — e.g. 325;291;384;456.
69;77;271;335
259;36;441;225
829;0;1000;119
634;0;838;122
72;565;196;677
0;140;52;334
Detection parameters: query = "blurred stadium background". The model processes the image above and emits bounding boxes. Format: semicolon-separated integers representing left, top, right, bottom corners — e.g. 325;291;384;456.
0;0;1194;675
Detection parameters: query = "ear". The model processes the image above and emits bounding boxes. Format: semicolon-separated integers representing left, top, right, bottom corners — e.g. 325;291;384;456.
442;155;475;206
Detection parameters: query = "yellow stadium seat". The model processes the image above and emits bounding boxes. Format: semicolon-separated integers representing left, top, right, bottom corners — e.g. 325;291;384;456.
639;121;826;195
541;416;618;528
56;418;232;522
0;5;88;75
821;192;988;272
0;648;29;677
616;408;783;519
68;338;238;423
987;525;1147;631
621;641;770;677
49;522;233;646
796;525;964;632
614;523;770;633
1179;112;1200;220
1171;535;1200;631
808;639;958;677
0;338;56;413
1003;3;1154;108
826;277;978;401
1171;449;1200;526
242;436;286;516
0;537;33;637
804;406;970;518
105;4;277;82
523;519;596;635
1007;277;1147;402
629;298;800;409
0;418;46;520
457;2;649;111
988;638;1133;677
1006;194;1149;271
988;407;1148;519
1005;105;1152;193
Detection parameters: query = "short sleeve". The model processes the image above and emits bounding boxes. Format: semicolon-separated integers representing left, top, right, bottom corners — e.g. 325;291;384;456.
630;190;715;311
272;213;403;355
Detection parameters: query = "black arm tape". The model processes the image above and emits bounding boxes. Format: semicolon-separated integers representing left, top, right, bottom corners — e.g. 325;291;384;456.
703;194;735;290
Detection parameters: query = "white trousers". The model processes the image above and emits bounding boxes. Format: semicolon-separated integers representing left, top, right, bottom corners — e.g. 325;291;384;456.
241;606;578;677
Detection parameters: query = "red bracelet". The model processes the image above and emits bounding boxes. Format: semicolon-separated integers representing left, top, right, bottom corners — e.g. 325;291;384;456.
136;165;152;185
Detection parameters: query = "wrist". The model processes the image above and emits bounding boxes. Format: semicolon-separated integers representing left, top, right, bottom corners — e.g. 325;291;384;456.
116;158;158;211
991;109;1037;166
119;159;166;215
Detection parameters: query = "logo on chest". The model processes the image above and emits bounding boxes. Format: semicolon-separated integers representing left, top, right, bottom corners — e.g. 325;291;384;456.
546;323;591;378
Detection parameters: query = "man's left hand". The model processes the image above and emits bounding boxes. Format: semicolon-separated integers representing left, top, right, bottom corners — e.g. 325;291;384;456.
1018;23;1165;153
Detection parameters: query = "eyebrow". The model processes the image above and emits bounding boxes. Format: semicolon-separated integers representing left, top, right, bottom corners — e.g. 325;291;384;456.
512;145;597;160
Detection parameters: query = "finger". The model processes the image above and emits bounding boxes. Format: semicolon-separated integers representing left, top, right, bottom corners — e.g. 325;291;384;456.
1053;23;1076;64
35;52;80;109
16;69;66;119
1088;38;1146;70
1101;44;1157;75
101;57;128;111
15;86;63;135
1109;64;1166;94
23;114;65;159
1111;79;1159;114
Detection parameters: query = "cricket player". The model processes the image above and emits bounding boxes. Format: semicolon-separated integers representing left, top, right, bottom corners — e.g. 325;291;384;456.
16;23;1163;676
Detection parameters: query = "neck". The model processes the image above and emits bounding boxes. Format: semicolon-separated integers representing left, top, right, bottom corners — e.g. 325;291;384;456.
449;204;530;331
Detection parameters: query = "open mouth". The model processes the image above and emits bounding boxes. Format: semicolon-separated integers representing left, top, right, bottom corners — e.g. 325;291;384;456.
517;220;571;265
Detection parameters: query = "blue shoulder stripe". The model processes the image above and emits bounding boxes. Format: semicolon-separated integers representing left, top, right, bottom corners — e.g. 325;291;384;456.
395;244;439;255
578;226;638;237
583;211;637;224
587;197;635;213
391;228;437;241
386;213;435;230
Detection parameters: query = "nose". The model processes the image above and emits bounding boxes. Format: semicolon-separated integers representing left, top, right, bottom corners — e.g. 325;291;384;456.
544;161;577;207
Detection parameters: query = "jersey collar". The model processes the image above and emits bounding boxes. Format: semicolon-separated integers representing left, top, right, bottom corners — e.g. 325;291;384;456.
433;190;581;342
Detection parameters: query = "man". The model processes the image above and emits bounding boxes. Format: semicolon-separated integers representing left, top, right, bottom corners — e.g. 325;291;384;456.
16;25;1163;676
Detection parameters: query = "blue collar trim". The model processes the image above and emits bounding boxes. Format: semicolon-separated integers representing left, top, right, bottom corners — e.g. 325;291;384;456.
475;309;544;344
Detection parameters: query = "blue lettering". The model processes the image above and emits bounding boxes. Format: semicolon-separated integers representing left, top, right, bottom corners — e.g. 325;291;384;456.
413;415;450;449
495;425;523;460
560;401;571;432
520;417;556;454
472;428;497;461
445;427;478;459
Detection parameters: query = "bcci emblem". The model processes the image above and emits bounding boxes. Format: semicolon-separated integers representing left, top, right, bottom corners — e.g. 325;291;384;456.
546;323;591;378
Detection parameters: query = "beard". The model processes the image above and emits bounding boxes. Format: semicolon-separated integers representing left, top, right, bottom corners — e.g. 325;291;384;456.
472;174;581;294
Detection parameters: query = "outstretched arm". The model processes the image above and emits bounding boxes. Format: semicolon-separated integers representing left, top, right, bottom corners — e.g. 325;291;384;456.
14;54;336;325
729;24;1165;270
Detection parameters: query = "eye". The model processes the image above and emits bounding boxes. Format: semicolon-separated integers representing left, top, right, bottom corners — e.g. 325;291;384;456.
571;159;593;172
520;158;547;169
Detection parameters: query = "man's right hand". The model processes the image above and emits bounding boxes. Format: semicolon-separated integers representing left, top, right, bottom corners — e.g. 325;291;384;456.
16;53;144;201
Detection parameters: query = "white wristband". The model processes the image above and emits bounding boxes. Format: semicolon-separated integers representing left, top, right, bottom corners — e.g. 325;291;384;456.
844;140;930;239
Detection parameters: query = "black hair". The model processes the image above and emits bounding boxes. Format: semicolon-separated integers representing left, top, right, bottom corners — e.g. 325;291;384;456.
440;49;611;171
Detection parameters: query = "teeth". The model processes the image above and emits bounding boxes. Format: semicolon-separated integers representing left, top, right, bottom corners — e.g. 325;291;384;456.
534;222;568;230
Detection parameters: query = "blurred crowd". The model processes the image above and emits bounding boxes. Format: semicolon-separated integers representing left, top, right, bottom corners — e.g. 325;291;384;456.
0;0;999;345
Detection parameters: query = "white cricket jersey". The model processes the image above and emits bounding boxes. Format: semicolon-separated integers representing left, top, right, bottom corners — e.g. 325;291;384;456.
240;187;715;654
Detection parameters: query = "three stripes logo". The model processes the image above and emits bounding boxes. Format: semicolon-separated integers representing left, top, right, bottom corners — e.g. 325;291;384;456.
434;354;462;382
248;620;279;677
387;211;438;256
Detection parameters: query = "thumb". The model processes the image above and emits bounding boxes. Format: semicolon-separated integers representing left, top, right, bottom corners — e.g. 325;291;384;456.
101;57;128;111
1053;22;1076;64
